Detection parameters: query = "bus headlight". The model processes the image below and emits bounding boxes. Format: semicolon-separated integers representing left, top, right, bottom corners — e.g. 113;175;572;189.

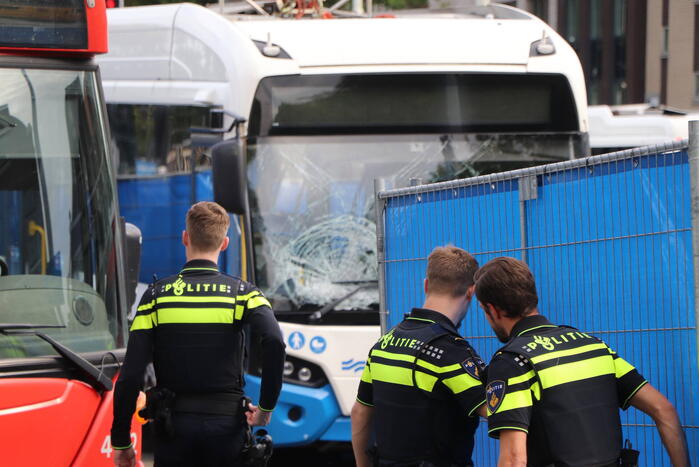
248;352;328;388
279;355;327;387
283;360;294;376
298;367;312;382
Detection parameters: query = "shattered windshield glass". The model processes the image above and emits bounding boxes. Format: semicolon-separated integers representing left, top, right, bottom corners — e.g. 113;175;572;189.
247;132;583;312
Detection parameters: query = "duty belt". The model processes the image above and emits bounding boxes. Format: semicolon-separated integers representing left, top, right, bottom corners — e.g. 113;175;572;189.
173;392;243;416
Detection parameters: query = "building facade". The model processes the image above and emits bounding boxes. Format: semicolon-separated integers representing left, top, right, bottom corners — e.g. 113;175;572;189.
506;0;699;110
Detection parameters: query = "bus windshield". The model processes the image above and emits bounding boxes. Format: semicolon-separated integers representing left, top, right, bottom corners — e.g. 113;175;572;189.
0;67;120;358
248;72;586;317
248;132;584;314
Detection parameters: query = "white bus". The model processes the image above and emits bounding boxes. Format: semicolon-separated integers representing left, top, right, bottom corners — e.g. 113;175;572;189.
589;104;697;154
98;1;588;447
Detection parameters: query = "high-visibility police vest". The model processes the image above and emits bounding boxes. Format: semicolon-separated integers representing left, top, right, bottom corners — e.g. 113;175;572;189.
496;325;622;466
370;320;481;466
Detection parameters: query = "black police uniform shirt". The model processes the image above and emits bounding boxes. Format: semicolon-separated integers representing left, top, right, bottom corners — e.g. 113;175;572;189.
485;314;648;466
356;308;486;465
111;259;285;449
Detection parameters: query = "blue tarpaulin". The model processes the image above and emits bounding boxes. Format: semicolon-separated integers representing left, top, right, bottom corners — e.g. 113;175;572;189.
379;144;698;466
118;170;240;282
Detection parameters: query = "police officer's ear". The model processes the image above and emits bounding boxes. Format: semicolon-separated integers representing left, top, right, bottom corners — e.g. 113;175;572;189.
219;236;230;252
480;302;495;319
482;302;507;321
465;285;475;301
423;278;429;295
182;230;190;248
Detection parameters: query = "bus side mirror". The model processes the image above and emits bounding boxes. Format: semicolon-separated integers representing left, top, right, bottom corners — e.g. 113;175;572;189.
124;222;142;309
212;139;247;215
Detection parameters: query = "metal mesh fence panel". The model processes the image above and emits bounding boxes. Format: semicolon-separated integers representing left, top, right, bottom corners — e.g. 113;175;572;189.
376;140;698;466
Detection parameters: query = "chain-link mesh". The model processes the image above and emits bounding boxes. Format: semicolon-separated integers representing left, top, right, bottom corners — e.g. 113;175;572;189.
376;139;697;466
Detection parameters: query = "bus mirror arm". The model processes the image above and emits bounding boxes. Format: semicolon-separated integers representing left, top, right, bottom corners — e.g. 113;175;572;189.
190;110;247;138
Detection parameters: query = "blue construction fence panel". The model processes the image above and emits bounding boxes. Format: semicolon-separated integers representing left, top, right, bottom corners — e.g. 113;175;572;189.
381;147;698;466
118;170;241;283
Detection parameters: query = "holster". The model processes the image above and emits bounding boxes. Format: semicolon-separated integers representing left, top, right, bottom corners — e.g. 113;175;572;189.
239;398;274;467
139;387;176;438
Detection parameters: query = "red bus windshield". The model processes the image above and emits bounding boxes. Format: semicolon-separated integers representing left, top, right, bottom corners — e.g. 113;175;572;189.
0;65;122;357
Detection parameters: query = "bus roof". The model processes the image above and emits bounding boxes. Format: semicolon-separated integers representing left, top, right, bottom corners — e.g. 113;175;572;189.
98;2;587;132
231;16;541;67
101;2;579;77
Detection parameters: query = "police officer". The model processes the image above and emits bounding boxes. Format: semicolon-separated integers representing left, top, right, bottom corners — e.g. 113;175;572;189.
475;257;689;467
111;201;285;467
351;246;487;467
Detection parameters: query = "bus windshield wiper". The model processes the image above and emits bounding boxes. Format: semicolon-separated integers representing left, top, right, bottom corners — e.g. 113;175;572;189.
0;323;113;392
309;280;378;322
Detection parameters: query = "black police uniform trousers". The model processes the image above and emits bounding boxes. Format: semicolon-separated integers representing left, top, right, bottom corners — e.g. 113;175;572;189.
154;412;247;466
378;460;468;467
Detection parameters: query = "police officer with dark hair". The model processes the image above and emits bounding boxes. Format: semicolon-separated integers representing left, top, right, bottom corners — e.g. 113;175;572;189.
351;246;487;467
111;201;285;467
475;256;689;467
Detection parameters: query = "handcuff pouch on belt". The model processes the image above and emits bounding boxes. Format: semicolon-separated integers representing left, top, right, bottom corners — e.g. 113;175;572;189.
619;439;640;467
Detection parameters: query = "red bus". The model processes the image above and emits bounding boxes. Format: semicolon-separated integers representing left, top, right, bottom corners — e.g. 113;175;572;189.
0;1;143;464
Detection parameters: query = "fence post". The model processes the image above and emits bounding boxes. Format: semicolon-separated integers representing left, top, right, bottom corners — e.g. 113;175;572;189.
519;175;537;263
689;120;699;381
374;178;388;334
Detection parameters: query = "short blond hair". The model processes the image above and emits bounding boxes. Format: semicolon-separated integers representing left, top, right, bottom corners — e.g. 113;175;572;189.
426;246;479;297
186;202;230;252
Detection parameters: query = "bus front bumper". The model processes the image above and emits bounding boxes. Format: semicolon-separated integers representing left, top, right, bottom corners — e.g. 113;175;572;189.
245;375;350;446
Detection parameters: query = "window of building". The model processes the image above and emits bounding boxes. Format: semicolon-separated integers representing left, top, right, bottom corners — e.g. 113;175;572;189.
587;0;603;105
694;3;699;81
565;0;579;44
612;0;627;104
531;0;549;23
